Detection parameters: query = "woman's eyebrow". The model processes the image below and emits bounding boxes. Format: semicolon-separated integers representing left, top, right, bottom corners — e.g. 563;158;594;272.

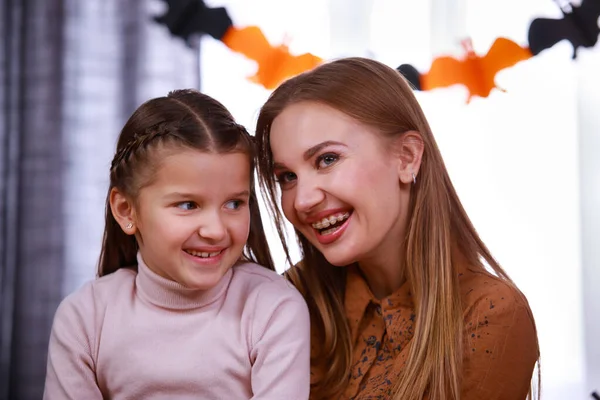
303;140;346;160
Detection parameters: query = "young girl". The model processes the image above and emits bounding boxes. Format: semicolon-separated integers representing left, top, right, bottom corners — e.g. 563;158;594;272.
255;58;539;400
43;89;310;399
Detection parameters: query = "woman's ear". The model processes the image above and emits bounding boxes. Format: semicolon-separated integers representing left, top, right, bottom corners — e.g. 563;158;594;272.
109;188;137;235
394;131;424;184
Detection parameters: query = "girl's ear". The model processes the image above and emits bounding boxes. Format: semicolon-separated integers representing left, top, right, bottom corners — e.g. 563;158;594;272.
109;188;137;235
393;131;424;184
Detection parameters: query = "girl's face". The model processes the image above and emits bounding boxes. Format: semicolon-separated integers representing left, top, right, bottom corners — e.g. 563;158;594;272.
269;102;413;268
128;149;251;290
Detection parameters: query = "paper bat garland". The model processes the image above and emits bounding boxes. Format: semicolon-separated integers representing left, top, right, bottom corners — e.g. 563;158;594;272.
528;0;600;59
398;0;599;101
154;0;599;101
154;0;322;90
398;38;532;103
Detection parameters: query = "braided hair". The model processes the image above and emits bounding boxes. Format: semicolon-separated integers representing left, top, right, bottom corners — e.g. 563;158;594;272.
98;89;274;276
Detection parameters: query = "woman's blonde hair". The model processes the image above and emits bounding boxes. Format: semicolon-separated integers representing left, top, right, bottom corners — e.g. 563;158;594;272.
255;57;539;400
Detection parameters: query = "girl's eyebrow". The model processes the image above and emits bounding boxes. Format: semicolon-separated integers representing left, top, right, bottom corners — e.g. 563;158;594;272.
162;190;250;200
230;190;250;198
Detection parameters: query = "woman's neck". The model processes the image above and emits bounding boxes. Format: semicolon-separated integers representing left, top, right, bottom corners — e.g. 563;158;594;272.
357;247;406;299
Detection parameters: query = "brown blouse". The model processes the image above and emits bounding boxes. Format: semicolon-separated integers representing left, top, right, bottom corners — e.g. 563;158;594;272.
315;264;538;400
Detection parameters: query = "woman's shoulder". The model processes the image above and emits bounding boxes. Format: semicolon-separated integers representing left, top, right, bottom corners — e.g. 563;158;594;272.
458;266;539;398
458;266;535;331
459;267;528;308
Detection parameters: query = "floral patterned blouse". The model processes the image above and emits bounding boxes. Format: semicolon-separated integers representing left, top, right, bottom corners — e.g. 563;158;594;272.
313;263;538;400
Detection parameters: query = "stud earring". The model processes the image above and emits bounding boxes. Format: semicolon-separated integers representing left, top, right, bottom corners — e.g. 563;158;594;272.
412;172;417;185
126;222;133;230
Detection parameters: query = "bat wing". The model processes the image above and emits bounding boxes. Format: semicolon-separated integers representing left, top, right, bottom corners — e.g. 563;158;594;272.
528;17;582;55
154;0;231;43
253;49;322;90
478;38;531;97
397;64;422;90
153;0;196;35
155;0;183;10
482;37;532;75
282;53;323;76
193;6;232;40
573;0;600;45
421;56;474;91
270;52;322;88
578;0;600;29
221;26;273;64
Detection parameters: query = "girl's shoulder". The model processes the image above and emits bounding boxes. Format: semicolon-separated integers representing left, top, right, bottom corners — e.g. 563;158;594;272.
233;262;293;287
231;262;310;348
57;267;137;314
230;262;305;304
49;268;138;342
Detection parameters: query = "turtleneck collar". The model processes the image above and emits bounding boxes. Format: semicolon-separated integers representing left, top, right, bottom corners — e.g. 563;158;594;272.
135;252;232;311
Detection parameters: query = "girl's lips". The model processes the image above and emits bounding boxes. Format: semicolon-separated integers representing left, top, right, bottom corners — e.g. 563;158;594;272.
183;248;226;267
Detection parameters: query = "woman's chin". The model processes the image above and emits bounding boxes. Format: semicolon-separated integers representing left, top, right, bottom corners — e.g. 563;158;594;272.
321;250;357;267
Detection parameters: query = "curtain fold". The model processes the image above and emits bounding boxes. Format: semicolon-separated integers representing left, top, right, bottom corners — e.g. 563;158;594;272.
0;1;199;398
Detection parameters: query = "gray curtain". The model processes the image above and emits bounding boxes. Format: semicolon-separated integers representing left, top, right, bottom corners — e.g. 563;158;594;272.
0;0;199;398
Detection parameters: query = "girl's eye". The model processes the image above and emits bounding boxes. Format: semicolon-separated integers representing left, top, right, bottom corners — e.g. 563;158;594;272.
177;201;197;211
225;200;244;210
275;171;297;184
316;153;339;169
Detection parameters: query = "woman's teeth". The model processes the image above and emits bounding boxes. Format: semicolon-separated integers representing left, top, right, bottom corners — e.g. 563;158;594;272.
185;249;222;258
311;212;350;230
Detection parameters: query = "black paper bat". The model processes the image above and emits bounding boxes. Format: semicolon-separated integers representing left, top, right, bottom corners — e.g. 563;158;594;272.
397;64;422;90
528;0;600;59
154;0;232;45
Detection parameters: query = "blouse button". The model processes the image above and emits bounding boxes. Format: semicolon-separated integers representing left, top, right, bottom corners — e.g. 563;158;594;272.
367;336;377;346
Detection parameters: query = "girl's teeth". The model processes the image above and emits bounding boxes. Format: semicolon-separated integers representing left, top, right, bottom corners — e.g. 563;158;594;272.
187;250;221;258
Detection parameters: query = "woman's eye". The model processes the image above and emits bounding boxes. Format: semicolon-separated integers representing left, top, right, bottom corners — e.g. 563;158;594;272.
316;153;339;169
225;200;244;210
276;171;297;184
177;201;197;211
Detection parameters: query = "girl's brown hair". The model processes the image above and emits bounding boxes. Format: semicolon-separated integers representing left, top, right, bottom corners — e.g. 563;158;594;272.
98;89;274;276
255;57;539;399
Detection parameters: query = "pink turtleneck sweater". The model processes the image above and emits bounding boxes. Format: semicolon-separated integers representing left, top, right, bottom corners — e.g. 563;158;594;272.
43;254;310;399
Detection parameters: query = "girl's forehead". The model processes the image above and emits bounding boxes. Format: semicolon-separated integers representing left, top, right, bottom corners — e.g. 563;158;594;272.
141;150;250;193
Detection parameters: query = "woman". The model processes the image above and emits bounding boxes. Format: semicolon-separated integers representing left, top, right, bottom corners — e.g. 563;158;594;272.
255;57;539;400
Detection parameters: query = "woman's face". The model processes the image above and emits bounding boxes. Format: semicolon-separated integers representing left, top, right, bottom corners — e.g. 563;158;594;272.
269;101;413;267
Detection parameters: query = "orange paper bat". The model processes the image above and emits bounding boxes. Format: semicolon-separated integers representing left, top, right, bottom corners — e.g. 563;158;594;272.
421;37;532;102
221;26;323;90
